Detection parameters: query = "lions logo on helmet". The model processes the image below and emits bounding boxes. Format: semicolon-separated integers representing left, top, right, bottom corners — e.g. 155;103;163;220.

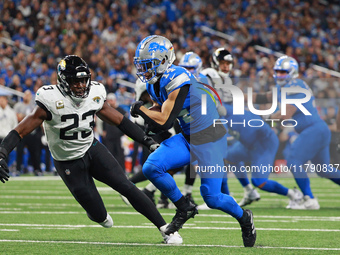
178;52;203;78
273;55;299;86
134;35;176;84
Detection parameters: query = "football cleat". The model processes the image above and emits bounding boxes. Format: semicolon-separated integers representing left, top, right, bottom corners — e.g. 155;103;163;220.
164;201;198;235
99;213;113;228
238;189;261;207
303;195;320;210
286;187;304;209
160;224;183;244
238;209;256;247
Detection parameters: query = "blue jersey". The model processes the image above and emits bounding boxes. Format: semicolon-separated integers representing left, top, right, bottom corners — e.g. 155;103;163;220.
224;104;273;148
277;79;323;133
146;65;219;135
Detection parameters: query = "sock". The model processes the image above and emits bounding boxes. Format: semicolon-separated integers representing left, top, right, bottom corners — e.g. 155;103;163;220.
185;164;197;185
145;182;157;193
129;170;148;184
182;184;193;196
174;196;189;211
244;184;253;192
287;189;294;199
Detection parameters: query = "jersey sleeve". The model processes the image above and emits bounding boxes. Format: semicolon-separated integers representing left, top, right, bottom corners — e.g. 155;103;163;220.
35;85;55;121
163;67;191;95
90;81;107;110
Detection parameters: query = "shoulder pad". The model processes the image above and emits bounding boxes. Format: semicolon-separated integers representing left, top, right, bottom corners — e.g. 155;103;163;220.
201;68;219;78
161;66;190;94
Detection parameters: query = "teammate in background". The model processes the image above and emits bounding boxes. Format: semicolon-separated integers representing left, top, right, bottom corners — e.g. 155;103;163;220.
0;55;182;244
251;55;340;209
198;48;259;209
131;35;256;247
203;49;302;207
178;52;209;84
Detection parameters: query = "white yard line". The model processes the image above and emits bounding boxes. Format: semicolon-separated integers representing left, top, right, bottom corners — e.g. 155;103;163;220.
0;223;340;232
0;210;340;220
0;239;339;251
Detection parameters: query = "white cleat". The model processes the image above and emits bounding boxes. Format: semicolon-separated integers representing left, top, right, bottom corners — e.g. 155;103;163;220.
286;188;304;209
303;195;320;210
99;213;113;228
238;189;261;207
197;203;211;210
160;224;183;244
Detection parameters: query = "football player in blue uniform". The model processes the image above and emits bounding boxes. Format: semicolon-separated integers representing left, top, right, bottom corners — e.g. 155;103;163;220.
201;49;300;208
223;104;303;207
131;35;256;247
251;55;340;209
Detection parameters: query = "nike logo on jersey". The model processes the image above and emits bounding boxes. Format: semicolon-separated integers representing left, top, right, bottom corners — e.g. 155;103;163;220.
170;74;176;80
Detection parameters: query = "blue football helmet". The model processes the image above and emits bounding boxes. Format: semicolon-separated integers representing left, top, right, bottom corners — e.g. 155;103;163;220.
178;52;203;78
273;55;299;86
134;35;176;84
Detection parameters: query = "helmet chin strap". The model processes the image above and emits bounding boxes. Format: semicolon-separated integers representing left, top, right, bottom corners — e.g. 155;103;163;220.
218;70;230;78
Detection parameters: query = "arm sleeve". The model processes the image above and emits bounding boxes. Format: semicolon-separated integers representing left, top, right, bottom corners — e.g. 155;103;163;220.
137;85;189;131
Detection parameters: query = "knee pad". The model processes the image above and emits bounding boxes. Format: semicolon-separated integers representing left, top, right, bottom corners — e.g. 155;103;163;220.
251;178;267;189
142;162;162;180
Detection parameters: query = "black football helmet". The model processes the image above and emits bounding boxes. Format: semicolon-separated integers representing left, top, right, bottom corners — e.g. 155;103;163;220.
211;48;233;70
57;55;91;99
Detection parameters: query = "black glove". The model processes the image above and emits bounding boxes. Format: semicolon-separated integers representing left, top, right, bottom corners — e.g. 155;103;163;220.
0;158;9;183
143;136;160;152
130;101;144;118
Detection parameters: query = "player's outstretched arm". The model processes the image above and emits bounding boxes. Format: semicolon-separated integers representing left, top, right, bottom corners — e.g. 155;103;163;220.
97;101;159;152
0;105;47;183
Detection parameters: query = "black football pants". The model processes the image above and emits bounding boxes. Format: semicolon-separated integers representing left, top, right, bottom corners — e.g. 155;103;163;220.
54;138;166;228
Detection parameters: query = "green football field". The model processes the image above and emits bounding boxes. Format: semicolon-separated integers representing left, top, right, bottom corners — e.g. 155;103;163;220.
0;174;339;254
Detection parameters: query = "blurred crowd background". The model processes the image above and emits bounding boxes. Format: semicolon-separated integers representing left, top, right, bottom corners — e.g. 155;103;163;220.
0;0;339;175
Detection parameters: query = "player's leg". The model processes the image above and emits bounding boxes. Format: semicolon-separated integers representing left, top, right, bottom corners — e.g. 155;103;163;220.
144;134;197;235
226;141;260;206
193;135;256;247
53;155;110;227
311;143;340;185
142;134;190;204
88;140;182;243
89;140;165;227
287;128;318;198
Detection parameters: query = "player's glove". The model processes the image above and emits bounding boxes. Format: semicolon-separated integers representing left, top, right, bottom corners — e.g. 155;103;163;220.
143;136;160;152
130;101;144;118
217;105;227;117
0;155;9;183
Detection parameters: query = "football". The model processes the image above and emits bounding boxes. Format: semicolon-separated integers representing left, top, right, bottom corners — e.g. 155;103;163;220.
148;105;162;112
